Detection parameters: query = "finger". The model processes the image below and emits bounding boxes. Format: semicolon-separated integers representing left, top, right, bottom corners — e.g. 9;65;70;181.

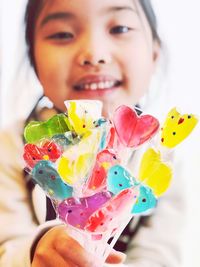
33;248;77;267
55;234;101;267
32;257;46;267
105;249;127;264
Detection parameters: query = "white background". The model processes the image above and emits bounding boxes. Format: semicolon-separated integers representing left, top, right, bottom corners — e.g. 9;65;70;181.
1;1;200;266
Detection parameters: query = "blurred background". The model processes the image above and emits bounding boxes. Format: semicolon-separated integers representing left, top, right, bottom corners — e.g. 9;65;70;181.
0;1;200;266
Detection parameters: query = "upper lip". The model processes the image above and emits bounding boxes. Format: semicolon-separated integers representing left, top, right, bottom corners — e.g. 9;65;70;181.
73;74;122;87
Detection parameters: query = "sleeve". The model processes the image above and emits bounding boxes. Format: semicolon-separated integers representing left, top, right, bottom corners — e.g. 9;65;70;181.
124;155;185;267
0;126;61;267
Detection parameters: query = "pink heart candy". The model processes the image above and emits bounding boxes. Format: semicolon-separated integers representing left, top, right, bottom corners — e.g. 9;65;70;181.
113;105;159;148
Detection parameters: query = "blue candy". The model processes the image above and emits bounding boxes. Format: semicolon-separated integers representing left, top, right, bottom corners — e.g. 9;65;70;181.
94;118;109;151
32;160;73;201
132;185;157;214
107;165;136;195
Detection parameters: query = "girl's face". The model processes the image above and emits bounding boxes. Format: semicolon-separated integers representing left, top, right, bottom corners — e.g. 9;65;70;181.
34;0;160;116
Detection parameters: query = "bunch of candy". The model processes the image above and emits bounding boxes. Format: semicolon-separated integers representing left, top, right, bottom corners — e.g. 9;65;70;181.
23;100;198;264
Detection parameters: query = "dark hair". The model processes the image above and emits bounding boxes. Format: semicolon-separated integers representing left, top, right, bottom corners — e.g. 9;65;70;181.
139;0;160;43
25;0;160;67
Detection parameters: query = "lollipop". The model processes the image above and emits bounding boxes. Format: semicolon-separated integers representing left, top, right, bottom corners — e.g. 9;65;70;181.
23;101;198;266
113;105;159;148
160;108;198;148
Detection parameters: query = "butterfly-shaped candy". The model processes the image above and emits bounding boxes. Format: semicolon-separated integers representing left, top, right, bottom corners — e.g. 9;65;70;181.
58;191;112;229
32;160;72;201
161;108;198;148
23;141;62;168
113;105;159;148
24;114;70;143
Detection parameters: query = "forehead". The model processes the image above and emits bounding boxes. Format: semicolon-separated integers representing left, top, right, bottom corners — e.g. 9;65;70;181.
38;0;139;19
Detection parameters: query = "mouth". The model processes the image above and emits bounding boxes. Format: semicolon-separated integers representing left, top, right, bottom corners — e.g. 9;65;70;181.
73;75;122;91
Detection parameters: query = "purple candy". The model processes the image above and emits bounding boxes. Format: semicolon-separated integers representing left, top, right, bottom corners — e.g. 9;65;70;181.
58;191;112;229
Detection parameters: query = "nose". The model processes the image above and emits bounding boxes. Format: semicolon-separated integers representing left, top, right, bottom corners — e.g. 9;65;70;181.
77;33;112;67
81;58;106;66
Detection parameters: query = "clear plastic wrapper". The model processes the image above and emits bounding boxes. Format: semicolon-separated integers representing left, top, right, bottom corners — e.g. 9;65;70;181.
23;101;198;265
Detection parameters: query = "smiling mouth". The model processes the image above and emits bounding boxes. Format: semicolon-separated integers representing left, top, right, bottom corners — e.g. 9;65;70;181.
73;80;122;91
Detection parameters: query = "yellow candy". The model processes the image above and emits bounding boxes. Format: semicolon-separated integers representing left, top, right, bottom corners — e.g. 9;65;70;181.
57;156;74;184
57;129;101;185
67;102;94;135
161;108;198;148
139;148;172;197
58;153;94;185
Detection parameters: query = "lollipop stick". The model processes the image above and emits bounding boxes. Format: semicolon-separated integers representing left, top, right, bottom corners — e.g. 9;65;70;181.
102;214;133;262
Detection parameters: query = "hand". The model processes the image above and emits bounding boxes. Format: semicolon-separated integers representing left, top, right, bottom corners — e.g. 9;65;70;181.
32;225;126;267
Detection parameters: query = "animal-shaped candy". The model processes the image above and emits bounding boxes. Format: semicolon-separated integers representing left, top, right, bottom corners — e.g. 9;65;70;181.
113;105;160;148
84;149;120;194
107;164;156;214
107;165;136;195
161;108;198;148
24;114;70;143
32;160;73;201
85;187;139;233
132;185;157;214
23;141;62;168
65;100;102;135
139;148;172;197
58;191;112;229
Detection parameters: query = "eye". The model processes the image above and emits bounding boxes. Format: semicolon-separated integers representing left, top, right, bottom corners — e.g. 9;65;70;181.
47;32;74;40
110;25;132;34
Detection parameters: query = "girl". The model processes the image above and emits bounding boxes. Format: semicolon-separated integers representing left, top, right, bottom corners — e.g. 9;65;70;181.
0;0;184;266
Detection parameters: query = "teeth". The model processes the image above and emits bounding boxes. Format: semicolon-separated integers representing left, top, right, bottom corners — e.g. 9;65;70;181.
79;81;117;90
99;82;105;89
85;84;90;90
90;83;98;90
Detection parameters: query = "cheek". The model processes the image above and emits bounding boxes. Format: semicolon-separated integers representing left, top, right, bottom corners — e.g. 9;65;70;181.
37;52;58;83
123;45;155;96
34;44;71;109
35;44;70;87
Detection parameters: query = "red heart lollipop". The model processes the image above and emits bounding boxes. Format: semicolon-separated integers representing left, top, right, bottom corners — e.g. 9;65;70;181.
113;105;159;148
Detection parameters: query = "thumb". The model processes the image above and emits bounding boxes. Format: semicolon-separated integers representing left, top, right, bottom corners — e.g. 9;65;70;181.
105;249;127;264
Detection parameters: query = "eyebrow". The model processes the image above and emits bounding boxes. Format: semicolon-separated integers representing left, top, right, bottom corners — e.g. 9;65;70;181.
40;6;137;28
103;6;137;15
40;12;75;28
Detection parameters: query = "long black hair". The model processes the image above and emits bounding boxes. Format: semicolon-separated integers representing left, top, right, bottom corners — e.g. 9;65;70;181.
25;0;161;67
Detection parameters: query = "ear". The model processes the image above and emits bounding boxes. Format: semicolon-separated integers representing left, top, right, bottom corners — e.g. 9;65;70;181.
152;40;161;64
152;40;161;65
150;40;161;73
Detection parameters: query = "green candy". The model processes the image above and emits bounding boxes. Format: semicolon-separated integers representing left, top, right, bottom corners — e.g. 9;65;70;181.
24;114;71;143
